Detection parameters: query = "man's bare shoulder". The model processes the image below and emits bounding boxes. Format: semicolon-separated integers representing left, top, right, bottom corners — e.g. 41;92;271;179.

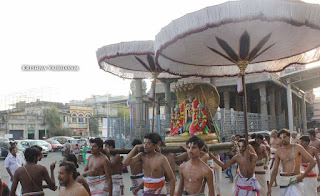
293;143;304;151
180;161;187;170
200;160;212;171
158;153;170;162
75;182;89;196
310;146;317;152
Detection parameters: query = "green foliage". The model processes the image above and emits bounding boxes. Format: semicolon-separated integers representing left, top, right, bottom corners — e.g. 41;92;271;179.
117;106;130;136
89;116;99;136
43;107;71;137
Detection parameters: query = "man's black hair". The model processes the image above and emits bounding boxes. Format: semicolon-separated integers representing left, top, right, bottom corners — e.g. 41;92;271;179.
9;144;17;153
238;138;247;146
64;153;79;168
132;139;142;147
89;138;103;148
235;134;241;137
25;147;40;162
104;140;115;149
144;133;163;145
278;129;290;137
256;134;264;140
300;135;310;144
59;162;79;180
250;133;256;139
307;129;316;137
31;145;42;152
186;135;205;149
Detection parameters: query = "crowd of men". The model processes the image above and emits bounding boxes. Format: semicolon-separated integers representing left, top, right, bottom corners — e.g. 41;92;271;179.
1;127;320;195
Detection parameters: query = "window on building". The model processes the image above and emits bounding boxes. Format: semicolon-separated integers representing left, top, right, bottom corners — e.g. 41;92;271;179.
78;114;84;123
85;114;91;123
72;114;77;123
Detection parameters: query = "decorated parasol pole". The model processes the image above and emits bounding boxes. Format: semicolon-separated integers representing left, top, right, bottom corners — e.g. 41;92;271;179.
151;72;159;133
237;61;249;146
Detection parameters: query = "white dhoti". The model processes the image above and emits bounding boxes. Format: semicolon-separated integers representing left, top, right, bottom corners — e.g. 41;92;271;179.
112;174;124;196
255;165;267;196
8;180;22;196
233;173;260;196
279;175;304;196
130;173;144;196
207;159;222;196
87;175;109;196
301;163;317;196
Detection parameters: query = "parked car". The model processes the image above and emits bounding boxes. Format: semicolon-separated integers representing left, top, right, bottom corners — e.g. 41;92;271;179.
49;136;75;145
70;139;89;149
0;137;9;143
18;140;49;157
0;141;9;159
46;139;63;152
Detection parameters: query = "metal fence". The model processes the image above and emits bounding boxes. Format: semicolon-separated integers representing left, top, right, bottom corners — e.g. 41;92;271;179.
213;109;286;141
106;110;285;147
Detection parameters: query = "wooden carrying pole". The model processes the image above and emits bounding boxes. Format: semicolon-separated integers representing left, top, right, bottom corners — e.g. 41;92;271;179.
109;141;236;155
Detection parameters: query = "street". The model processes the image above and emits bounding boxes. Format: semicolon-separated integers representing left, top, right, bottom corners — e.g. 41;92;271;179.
0;152;282;196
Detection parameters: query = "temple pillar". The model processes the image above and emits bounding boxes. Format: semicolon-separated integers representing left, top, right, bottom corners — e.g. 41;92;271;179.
223;91;230;110
258;83;269;130
269;87;276;130
286;79;294;132
301;94;308;134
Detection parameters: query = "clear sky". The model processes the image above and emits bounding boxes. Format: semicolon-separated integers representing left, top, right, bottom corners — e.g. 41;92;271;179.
0;0;319;110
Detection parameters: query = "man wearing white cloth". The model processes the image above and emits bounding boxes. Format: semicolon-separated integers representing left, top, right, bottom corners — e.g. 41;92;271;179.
83;138;113;196
211;139;260;196
104;140;124;196
268;129;316;196
251;134;269;196
299;135;320;196
5;144;24;196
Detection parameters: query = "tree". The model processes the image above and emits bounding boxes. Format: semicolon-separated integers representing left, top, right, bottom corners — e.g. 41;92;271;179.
117;105;130;137
89;116;99;136
44;107;71;137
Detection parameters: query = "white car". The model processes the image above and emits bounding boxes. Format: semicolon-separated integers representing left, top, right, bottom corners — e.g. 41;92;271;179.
18;140;49;157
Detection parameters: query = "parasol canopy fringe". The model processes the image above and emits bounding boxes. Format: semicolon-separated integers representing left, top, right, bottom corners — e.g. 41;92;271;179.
155;0;320;52
97;40;154;62
156;46;320;77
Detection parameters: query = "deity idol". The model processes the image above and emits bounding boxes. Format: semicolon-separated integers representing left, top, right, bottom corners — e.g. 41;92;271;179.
170;107;183;136
189;104;211;135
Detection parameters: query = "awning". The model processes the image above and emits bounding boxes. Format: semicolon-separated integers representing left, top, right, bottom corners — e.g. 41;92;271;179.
280;65;320;91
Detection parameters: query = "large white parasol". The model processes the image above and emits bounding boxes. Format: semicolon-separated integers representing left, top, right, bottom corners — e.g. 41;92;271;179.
155;0;320;143
96;40;181;132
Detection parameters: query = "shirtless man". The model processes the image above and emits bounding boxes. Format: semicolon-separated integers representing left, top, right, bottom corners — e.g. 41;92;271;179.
10;147;57;196
210;139;260;196
129;139;144;195
58;162;89;196
316;128;320;139
308;129;320;154
268;129;316;196
291;131;299;144
176;136;214;196
62;153;91;195
251;134;269;196
105;140;124;196
299;135;320;195
158;140;176;196
124;133;175;195
83;138;112;196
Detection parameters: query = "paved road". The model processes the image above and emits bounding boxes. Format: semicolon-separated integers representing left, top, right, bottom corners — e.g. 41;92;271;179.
0;152;283;196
